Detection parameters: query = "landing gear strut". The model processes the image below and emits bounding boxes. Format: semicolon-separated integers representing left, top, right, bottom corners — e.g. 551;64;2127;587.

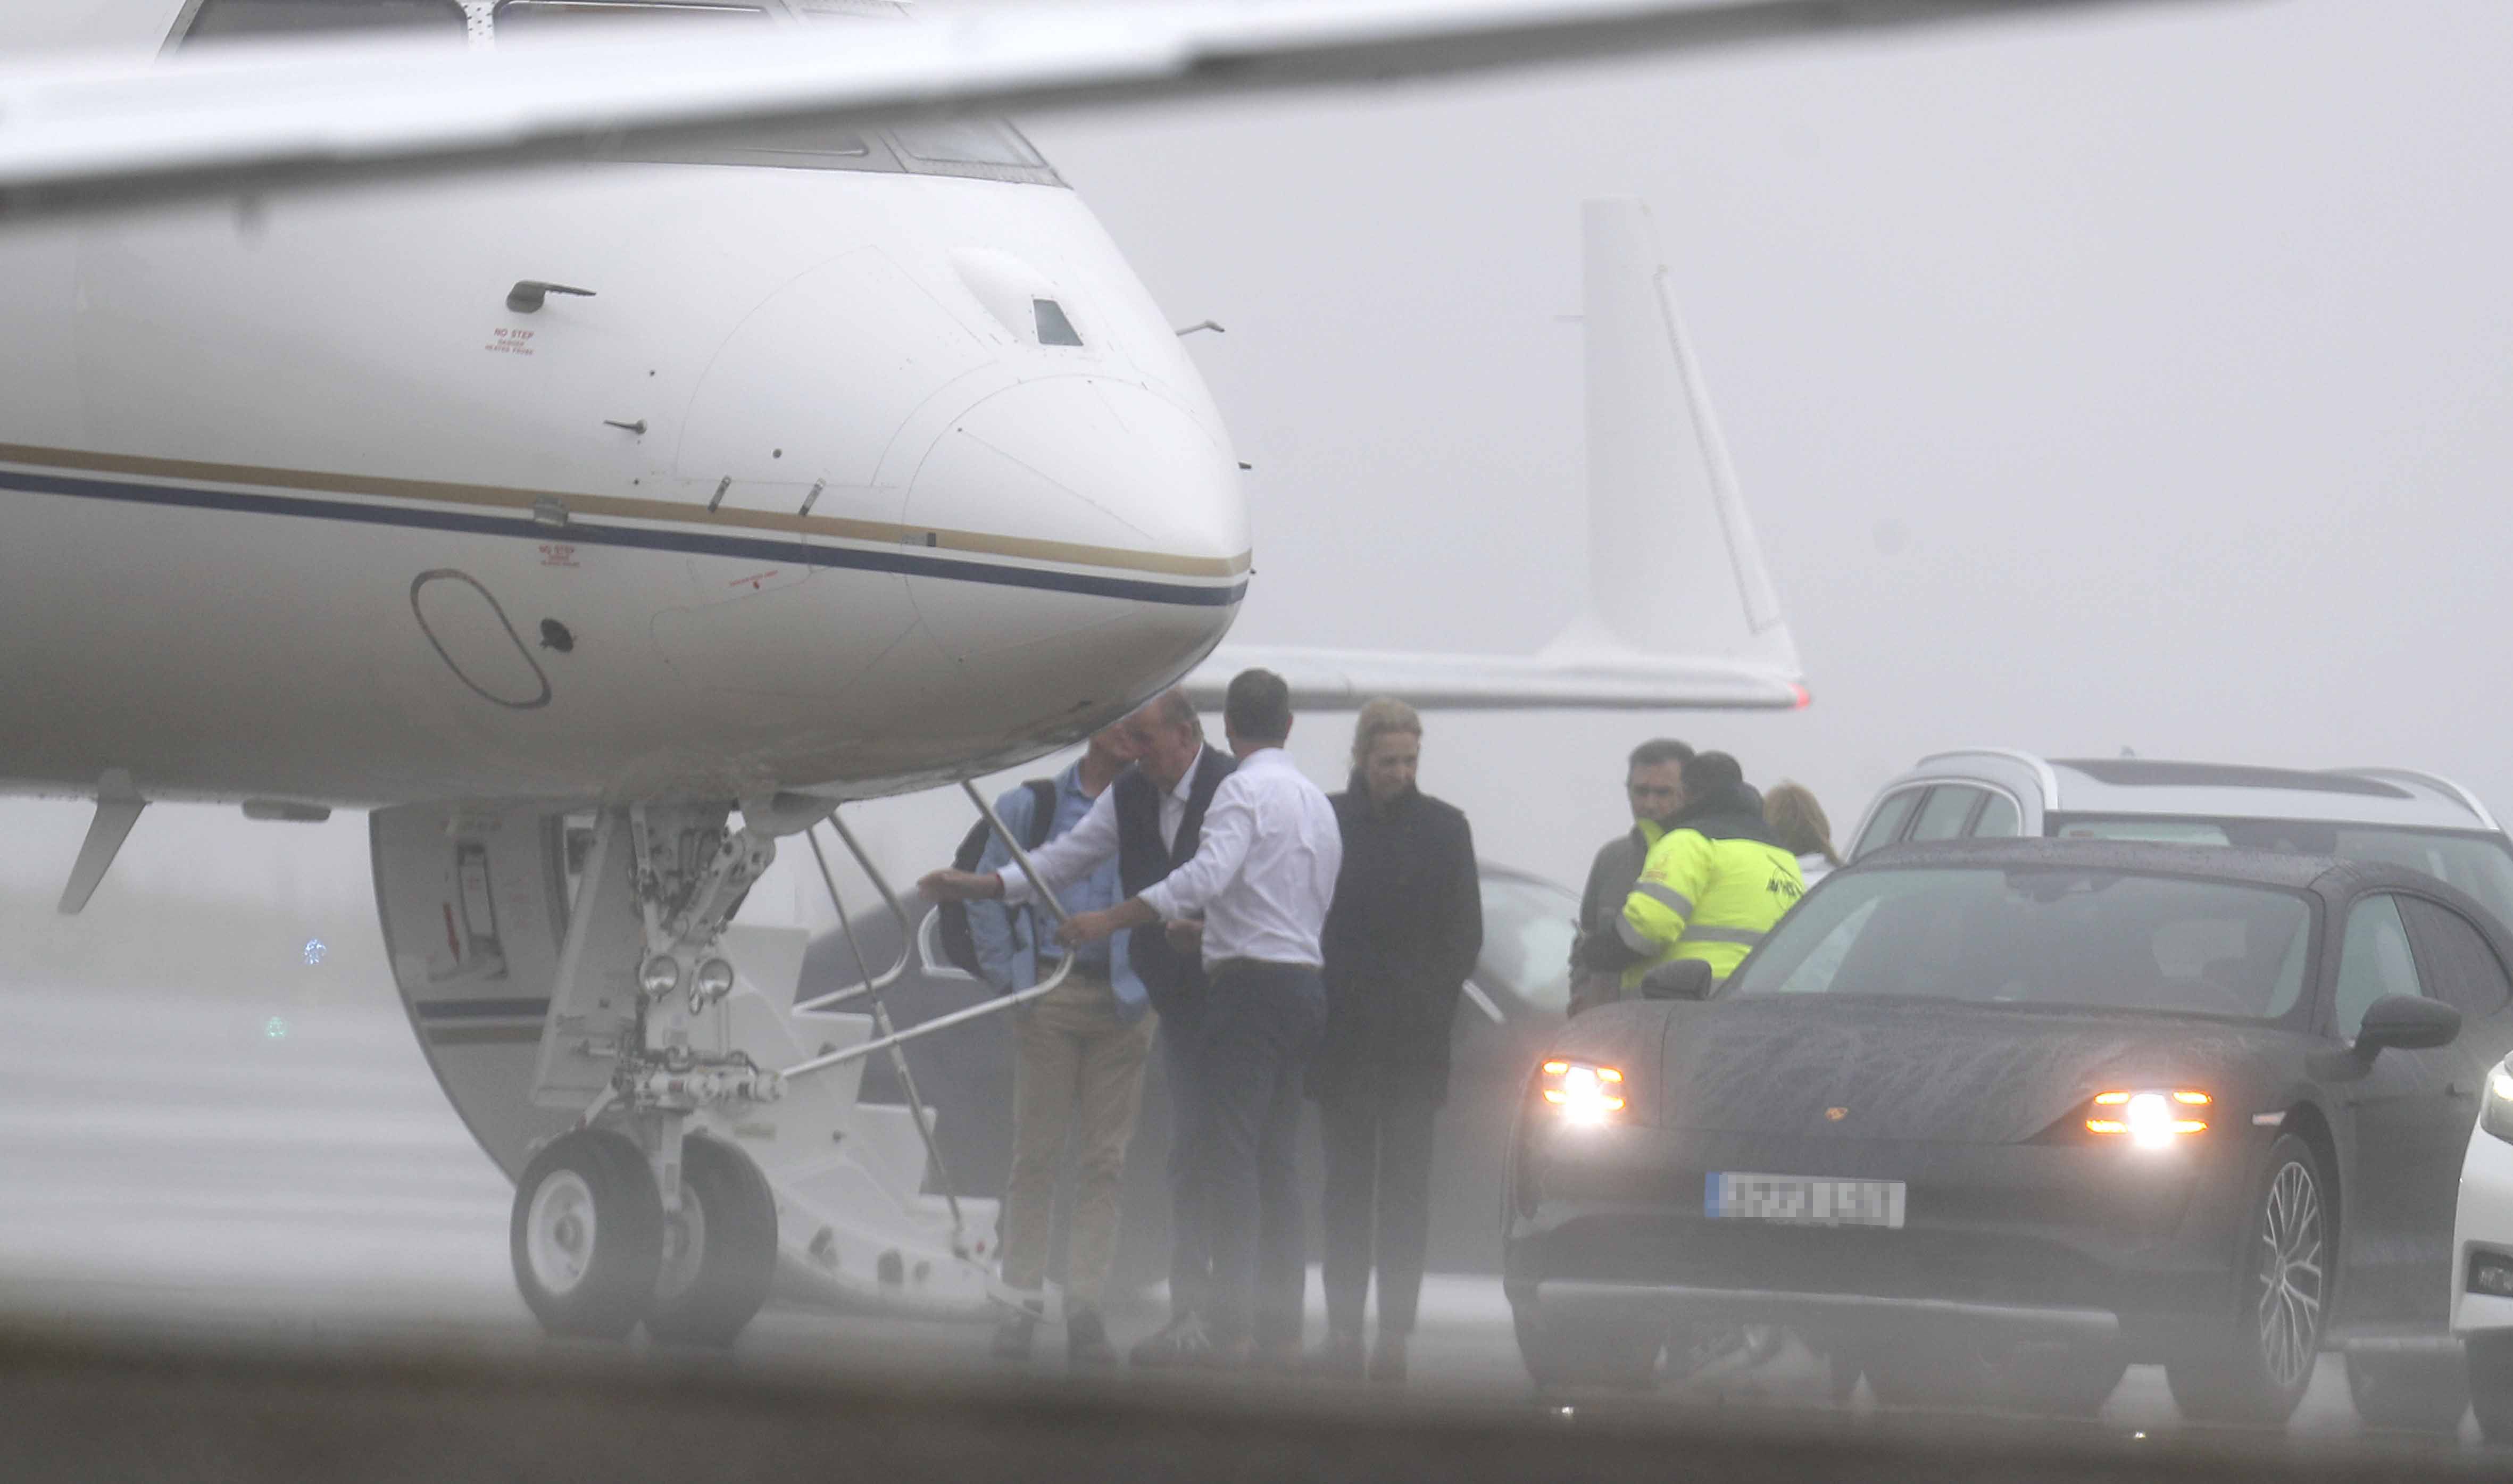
507;803;792;1345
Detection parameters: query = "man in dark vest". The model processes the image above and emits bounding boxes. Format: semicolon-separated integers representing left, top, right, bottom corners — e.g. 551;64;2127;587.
921;687;1236;1363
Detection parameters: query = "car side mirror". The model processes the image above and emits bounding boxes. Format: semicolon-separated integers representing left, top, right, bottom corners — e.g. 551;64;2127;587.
1639;958;1715;1002
2356;995;2461;1055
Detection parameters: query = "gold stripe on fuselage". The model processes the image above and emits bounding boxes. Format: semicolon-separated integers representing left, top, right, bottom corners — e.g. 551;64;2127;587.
0;441;1250;581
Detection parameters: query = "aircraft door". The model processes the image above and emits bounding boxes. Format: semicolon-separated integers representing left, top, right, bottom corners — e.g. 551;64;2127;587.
371;801;585;1177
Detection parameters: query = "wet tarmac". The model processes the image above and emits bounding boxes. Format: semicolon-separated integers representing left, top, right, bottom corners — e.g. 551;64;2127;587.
0;982;2502;1478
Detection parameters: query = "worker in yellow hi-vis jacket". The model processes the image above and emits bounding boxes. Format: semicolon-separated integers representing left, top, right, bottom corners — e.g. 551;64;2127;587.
1578;751;1803;994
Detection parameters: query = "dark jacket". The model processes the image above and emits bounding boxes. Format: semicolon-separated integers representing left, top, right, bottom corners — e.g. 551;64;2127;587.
1311;780;1483;1105
1116;746;1237;1019
1571;826;1654;1016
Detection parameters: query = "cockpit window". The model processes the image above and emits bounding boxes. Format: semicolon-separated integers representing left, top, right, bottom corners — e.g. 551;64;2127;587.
881;120;1061;187
1033;300;1084;348
493;1;769;33
170;0;1065;188
890;120;1046;170
179;0;467;41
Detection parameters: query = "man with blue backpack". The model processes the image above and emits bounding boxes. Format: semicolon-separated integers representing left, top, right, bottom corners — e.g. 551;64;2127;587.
954;719;1147;1366
925;689;1239;1366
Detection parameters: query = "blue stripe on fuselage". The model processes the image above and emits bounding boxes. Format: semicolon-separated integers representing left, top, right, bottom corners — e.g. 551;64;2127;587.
0;465;1246;608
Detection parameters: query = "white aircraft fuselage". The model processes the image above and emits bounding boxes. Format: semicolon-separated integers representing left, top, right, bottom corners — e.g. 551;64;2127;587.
0;134;1246;810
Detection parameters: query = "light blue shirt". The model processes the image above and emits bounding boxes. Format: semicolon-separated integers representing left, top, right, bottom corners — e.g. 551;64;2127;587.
969;761;1146;1018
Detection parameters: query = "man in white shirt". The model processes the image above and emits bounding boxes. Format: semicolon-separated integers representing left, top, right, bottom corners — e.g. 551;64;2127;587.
1056;669;1343;1367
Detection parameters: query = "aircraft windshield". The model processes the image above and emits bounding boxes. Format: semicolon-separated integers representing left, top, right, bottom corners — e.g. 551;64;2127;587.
180;0;468;40
1725;866;2315;1022
491;1;769;33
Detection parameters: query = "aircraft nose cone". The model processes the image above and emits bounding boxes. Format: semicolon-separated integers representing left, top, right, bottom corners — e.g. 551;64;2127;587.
896;377;1245;719
906;377;1247;580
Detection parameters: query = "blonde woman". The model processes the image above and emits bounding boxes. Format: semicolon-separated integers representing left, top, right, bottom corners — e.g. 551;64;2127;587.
1764;781;1842;886
1308;697;1482;1385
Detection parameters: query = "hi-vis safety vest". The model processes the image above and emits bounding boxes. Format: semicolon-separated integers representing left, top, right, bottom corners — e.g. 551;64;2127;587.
1616;826;1805;989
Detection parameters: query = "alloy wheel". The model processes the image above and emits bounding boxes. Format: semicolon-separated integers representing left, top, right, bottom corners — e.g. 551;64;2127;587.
2254;1158;2325;1390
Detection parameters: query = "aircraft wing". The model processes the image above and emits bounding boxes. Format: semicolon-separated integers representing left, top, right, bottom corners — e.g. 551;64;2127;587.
1;0;2239;221
1190;198;1805;714
1181;647;1806;711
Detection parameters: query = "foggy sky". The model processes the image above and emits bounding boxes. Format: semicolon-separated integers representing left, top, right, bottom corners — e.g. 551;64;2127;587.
1018;0;2513;889
5;0;2511;944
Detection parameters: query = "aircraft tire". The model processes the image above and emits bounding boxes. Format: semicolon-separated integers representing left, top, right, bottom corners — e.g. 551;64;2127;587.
644;1135;779;1348
511;1128;664;1340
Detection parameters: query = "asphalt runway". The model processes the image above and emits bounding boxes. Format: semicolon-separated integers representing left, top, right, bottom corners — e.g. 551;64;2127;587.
0;982;2501;1477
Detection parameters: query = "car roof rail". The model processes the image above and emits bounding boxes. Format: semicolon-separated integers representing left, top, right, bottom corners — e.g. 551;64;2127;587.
1916;748;2060;811
2328;768;2501;831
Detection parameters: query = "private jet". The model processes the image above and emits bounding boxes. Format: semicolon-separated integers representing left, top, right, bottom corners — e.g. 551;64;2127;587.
0;0;2200;1345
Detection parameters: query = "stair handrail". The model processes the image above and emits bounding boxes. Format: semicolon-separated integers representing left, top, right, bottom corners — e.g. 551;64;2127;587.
793;811;915;1015
779;779;1075;1079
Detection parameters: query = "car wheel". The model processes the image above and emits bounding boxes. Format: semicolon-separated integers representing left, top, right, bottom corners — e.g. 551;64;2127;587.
2165;1135;2329;1426
1511;1301;1660;1390
2471;1333;2513;1444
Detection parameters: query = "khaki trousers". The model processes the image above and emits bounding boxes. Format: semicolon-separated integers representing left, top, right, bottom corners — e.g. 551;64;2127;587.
998;971;1155;1313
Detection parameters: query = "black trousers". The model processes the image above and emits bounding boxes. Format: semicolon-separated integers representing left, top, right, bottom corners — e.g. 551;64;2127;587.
1316;1078;1440;1337
1192;962;1326;1347
1156;999;1210;1322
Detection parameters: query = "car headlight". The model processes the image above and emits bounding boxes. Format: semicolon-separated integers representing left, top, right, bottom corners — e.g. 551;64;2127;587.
2085;1089;2210;1148
2484;1057;2513;1145
1540;1060;1627;1125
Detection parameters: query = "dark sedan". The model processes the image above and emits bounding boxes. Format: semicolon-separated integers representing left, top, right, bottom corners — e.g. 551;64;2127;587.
1504;839;2513;1425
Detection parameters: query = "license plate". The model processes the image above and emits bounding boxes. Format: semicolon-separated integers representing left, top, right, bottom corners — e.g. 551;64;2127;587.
1705;1172;1906;1228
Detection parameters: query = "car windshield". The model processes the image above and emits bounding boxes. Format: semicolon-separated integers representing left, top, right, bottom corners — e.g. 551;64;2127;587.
1725;865;2314;1021
2050;815;2513;931
1474;873;1576;1016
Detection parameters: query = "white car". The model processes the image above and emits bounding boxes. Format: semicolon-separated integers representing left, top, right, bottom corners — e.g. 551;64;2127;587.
2456;1052;2513;1442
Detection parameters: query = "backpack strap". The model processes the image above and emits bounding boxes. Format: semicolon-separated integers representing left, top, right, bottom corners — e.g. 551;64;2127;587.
1021;778;1058;852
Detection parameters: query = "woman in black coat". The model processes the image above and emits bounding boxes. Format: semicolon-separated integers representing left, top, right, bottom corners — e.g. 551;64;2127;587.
1307;698;1482;1384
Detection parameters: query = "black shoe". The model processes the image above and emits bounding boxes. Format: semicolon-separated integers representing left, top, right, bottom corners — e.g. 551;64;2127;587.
1067;1310;1117;1367
1130;1314;1215;1368
991;1314;1036;1361
1304;1330;1366;1379
1367;1333;1408;1387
